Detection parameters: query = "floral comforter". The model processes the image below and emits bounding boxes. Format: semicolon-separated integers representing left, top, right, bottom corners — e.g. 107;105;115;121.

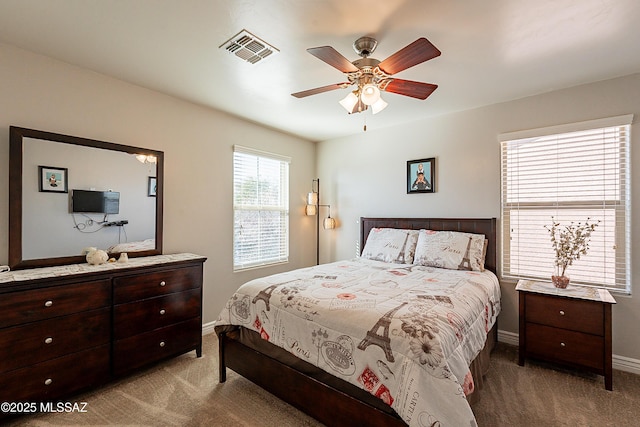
217;258;501;426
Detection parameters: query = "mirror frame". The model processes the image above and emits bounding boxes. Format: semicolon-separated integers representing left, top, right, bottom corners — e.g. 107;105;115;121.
9;126;164;269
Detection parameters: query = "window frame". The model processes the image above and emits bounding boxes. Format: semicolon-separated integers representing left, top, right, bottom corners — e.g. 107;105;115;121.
233;145;290;271
499;115;632;293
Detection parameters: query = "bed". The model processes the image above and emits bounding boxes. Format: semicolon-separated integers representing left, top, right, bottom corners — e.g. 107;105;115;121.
215;217;500;427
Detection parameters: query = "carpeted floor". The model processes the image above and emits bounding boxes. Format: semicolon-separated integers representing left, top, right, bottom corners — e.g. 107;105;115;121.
6;334;640;426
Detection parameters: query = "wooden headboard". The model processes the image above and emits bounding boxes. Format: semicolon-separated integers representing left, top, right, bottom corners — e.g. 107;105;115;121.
360;217;498;273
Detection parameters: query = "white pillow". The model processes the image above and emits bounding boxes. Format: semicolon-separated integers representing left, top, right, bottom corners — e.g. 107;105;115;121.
361;228;419;264
413;230;486;271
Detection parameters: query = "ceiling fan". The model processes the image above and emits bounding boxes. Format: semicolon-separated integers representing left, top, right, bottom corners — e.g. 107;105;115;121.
292;36;441;114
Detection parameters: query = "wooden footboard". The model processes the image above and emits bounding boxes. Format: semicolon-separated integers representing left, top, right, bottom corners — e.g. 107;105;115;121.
218;330;407;427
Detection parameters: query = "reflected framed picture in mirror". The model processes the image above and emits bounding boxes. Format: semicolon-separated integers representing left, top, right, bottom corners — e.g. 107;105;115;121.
148;176;157;197
39;165;68;193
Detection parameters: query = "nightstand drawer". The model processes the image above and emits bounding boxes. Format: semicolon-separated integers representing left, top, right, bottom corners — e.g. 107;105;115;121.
113;288;201;339
526;323;604;370
525;293;603;335
113;266;201;304
0;280;111;328
0;308;110;373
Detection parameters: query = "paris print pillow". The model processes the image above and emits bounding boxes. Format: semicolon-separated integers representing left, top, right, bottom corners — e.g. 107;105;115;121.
361;228;419;264
413;230;486;271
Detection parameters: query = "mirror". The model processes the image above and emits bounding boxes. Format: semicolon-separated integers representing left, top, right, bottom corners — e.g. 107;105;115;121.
9;126;164;269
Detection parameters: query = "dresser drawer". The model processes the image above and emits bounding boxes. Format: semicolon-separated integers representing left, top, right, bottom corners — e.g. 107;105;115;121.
0;308;110;373
0;280;111;328
114;288;201;339
113;265;202;304
0;344;109;403
113;317;201;376
525;293;604;335
525;323;604;370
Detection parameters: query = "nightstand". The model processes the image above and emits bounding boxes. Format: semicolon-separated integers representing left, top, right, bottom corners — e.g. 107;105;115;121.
517;279;616;390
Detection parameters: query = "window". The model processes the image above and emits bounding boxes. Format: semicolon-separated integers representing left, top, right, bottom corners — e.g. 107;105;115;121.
233;145;290;271
500;115;632;293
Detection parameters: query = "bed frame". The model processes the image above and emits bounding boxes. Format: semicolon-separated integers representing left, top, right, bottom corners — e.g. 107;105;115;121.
217;217;497;427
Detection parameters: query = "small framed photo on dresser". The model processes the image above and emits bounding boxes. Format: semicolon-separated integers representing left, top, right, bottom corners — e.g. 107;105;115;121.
39;166;68;193
407;158;435;194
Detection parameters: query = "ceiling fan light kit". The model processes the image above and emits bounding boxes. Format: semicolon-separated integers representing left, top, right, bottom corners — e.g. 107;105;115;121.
360;84;380;105
292;36;440;116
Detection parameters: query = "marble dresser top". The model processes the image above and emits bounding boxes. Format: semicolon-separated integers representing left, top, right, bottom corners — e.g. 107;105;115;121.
516;279;616;304
0;253;205;284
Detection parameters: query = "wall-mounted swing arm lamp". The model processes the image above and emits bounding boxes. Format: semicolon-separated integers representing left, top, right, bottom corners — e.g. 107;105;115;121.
305;178;336;265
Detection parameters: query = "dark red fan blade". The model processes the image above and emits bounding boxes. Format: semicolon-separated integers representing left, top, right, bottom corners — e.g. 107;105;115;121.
383;79;438;100
307;46;359;73
378;38;441;75
291;83;350;98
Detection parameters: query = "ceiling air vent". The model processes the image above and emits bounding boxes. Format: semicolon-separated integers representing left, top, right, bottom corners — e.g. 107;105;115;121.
220;30;279;65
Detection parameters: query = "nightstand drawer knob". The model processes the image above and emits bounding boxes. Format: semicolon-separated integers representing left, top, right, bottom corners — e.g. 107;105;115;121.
44;300;53;307
159;341;166;347
44;337;53;344
159;309;166;315
44;378;53;386
560;342;566;347
159;281;166;287
559;310;565;316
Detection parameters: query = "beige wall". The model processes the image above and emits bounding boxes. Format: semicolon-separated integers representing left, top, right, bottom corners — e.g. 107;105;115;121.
318;73;640;361
2;40;638;362
0;43;318;324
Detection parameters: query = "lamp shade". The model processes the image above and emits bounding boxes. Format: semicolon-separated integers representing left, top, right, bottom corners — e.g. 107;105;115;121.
371;97;388;114
305;204;317;216
307;191;318;205
339;92;359;112
360;84;381;105
323;217;336;229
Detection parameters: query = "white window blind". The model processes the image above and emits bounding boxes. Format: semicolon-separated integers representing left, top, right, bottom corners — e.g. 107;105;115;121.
500;115;632;293
233;145;290;271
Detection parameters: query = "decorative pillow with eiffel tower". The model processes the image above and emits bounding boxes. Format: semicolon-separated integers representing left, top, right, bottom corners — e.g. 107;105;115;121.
413;230;487;271
361;228;419;264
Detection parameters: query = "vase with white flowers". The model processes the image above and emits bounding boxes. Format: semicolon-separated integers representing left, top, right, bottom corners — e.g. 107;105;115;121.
544;217;599;288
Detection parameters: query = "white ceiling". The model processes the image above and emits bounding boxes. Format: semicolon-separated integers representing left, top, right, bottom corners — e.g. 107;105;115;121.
1;0;639;141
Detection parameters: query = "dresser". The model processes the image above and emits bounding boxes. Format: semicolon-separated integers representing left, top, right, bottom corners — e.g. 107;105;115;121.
0;253;206;410
516;279;616;390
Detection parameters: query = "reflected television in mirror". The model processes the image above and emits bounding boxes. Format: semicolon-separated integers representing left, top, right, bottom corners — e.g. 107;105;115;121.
71;190;120;214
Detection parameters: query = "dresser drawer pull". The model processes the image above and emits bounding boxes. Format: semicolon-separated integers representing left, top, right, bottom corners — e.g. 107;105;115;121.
159;281;166;287
44;378;53;386
44;337;53;344
559;310;565;316
159;341;166;347
159;309;166;315
560;342;566;347
44;300;53;307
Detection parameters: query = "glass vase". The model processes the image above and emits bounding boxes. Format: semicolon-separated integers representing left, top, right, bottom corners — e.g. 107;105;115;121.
551;265;570;289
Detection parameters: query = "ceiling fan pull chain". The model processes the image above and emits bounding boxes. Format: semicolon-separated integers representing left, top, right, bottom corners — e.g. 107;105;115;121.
363;114;367;132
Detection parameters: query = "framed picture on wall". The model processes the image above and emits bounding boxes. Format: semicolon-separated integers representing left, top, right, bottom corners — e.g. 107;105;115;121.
148;176;157;197
38;166;68;193
407;158;435;194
